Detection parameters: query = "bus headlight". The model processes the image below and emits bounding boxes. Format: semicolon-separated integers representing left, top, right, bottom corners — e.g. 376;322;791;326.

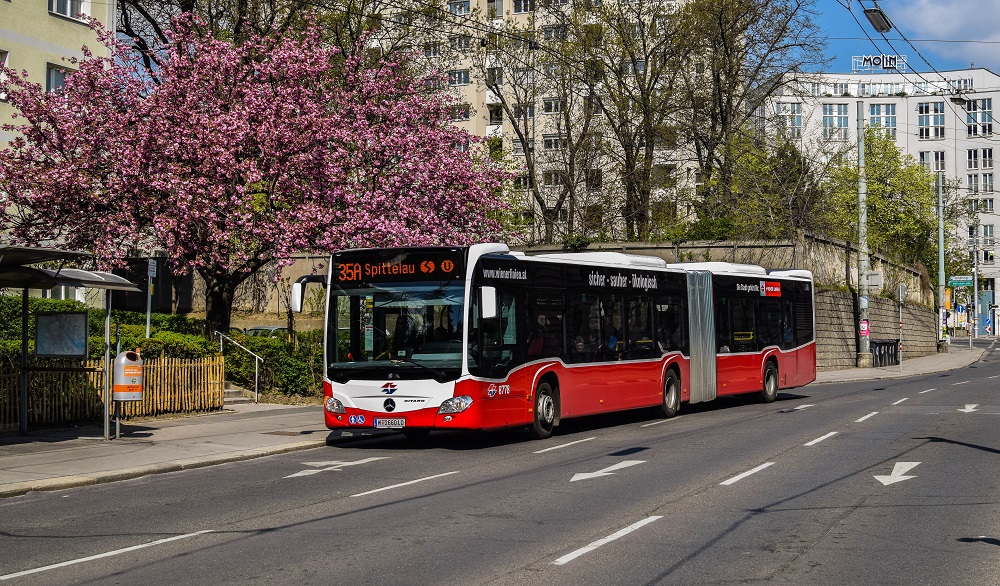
325;397;346;414
438;395;473;414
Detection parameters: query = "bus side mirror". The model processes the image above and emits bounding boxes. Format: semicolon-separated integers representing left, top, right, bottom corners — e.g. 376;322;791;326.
291;275;326;313
480;286;498;320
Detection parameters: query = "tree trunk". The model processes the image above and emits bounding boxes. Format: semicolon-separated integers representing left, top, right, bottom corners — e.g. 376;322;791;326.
199;268;237;338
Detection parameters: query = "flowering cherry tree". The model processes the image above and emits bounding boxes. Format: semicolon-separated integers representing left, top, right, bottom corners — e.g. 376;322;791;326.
0;17;508;334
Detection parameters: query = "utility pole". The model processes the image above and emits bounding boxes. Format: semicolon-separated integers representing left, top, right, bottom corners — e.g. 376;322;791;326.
937;172;947;347
857;101;872;367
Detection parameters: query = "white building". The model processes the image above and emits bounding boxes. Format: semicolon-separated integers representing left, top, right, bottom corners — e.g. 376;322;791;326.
775;58;998;332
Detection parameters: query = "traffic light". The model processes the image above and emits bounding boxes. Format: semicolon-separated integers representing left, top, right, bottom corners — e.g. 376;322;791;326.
990;304;999;310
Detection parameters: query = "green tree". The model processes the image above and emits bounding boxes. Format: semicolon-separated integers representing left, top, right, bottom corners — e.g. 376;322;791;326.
826;127;960;274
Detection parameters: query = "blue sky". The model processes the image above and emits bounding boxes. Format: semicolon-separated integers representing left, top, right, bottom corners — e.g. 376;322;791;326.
814;0;1000;74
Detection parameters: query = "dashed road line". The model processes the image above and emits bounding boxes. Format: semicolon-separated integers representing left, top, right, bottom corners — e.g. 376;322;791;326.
856;412;879;422
0;530;215;580
350;471;459;497
804;432;838;446
534;437;596;453
892;398;909;405
720;462;774;486
552;516;662;565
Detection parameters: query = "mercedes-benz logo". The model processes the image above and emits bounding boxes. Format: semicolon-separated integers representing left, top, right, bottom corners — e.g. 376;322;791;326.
384;398;396;412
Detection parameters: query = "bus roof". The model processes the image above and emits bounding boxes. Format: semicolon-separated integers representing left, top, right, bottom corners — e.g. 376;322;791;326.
532;251;669;268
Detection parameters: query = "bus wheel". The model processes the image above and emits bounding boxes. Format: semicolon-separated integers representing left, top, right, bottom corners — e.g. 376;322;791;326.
761;362;778;403
530;381;556;439
402;428;431;440
660;370;680;418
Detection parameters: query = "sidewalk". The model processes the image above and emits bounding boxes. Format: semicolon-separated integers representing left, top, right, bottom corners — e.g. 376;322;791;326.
0;343;989;498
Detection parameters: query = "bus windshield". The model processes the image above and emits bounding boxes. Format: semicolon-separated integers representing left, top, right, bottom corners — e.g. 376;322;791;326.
327;281;466;382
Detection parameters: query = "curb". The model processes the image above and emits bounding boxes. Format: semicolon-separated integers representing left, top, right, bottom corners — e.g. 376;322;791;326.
0;439;328;499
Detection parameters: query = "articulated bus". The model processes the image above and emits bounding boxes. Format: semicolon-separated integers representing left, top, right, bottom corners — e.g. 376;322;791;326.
292;243;816;439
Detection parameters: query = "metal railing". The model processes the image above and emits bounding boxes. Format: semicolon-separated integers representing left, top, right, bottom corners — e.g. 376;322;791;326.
870;339;900;367
215;331;264;402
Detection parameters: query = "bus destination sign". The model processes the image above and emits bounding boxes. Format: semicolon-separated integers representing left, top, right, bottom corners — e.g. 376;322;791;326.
334;249;465;283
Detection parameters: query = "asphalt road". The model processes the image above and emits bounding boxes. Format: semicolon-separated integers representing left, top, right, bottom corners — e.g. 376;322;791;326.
3;347;1000;585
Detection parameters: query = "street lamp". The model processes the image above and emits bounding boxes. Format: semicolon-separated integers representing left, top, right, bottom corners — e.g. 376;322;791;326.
863;5;893;33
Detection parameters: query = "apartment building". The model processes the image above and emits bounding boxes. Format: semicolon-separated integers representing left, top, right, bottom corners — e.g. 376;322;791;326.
0;0;116;145
776;59;999;332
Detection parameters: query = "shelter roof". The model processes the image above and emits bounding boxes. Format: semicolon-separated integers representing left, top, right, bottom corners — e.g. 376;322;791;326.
0;246;140;291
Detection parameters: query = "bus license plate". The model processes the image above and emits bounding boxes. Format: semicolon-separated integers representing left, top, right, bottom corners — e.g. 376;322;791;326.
374;418;406;429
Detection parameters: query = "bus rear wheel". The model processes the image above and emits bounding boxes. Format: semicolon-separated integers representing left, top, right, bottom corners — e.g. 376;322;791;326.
530;381;556;439
761;362;778;403
660;370;680;418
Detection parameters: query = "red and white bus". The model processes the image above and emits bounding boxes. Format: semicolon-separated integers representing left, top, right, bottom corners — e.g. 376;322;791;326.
292;243;816;439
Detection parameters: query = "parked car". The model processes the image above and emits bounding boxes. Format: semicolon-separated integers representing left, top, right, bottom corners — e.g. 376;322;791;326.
244;326;288;339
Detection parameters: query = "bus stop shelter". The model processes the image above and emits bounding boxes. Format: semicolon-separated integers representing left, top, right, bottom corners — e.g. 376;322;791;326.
0;246;140;437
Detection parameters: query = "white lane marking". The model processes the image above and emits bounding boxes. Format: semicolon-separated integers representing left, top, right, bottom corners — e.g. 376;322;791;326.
534;437;596;453
350;471;459;497
952;381;971;386
571;460;645;482
920;388;936;394
641;416;683;428
990;376;1000;379
795;404;814;410
958;404;980;413
856;412;879;422
0;530;214;581
552;516;662;565
874;462;920;486
720;462;774;486
804;432;838;446
286;457;388;478
892;398;909;405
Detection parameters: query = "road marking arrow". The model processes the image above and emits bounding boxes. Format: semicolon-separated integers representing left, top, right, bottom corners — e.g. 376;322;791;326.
571;460;645;482
874;461;920;486
285;457;388;478
958;404;980;413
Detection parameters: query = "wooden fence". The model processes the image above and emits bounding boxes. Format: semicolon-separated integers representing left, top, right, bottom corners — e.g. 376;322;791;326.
0;356;225;431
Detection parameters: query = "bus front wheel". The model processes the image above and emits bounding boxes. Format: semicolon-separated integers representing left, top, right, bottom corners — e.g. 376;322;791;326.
761;362;778;403
660;370;680;418
530;381;556;439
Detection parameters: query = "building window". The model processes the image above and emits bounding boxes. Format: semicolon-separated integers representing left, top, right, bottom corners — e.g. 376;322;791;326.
488;104;503;125
968;174;980;194
49;0;84;18
486;67;502;87
512;139;534;155
513;174;532;190
46;65;68;92
934;151;946;172
449;35;472;51
0;50;8;101
918;102;945;139
423;42;441;57
969;149;980;170
919;152;930;170
985;174;995;194
822;103;848;140
448;69;470;86
543;170;568;186
776;102;802;139
543;133;567;150
513;0;535;12
869;103;896;138
543;98;564;114
981;198;995;211
832;82;850;96
985;224;995;248
585;169;603;190
513;103;534;119
542;25;567;40
984;148;994;169
449;0;470;14
967;98;993;136
451;104;471;121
